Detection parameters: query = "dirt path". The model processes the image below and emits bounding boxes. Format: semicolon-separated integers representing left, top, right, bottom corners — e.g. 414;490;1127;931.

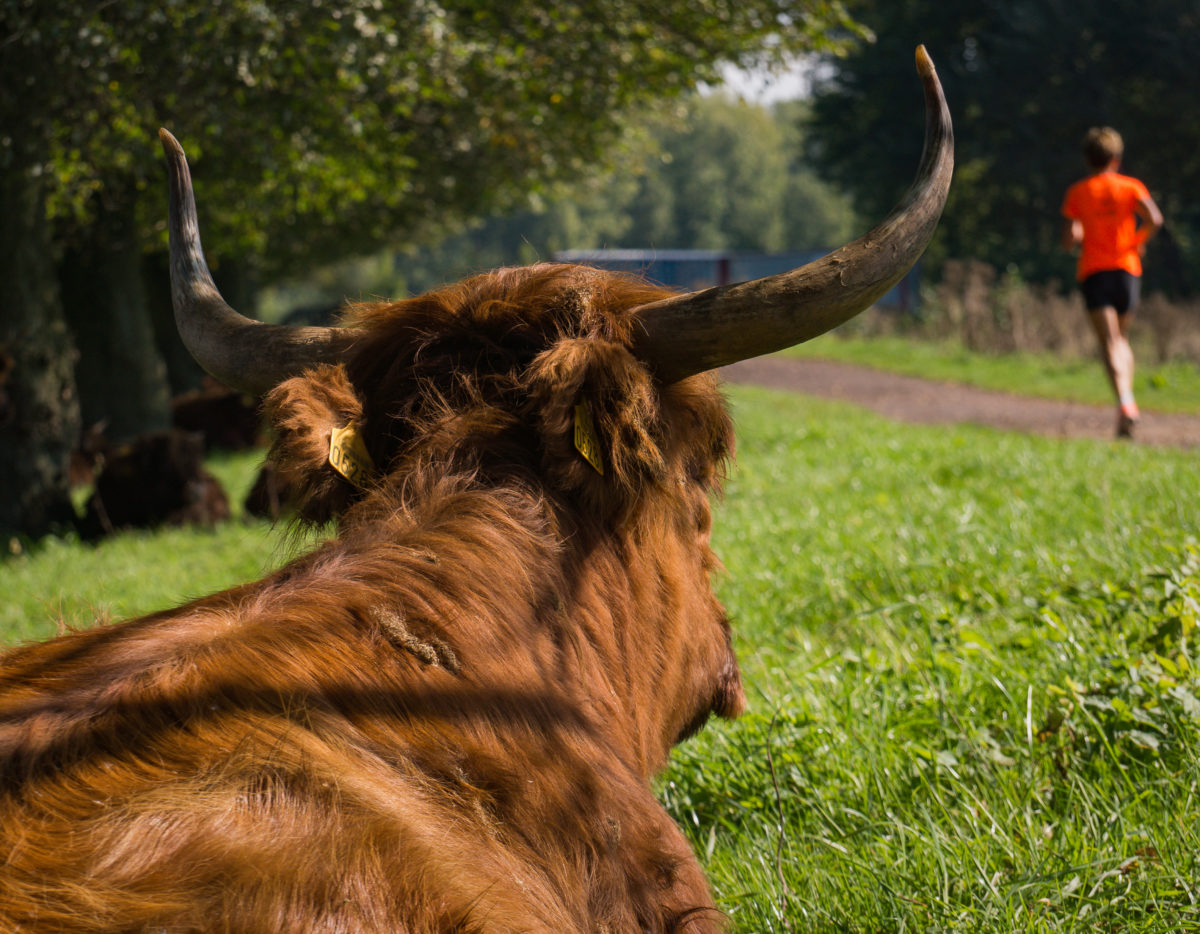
722;356;1200;449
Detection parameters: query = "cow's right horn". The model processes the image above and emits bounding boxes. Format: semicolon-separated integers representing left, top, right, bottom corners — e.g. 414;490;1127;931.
629;45;954;384
160;129;360;396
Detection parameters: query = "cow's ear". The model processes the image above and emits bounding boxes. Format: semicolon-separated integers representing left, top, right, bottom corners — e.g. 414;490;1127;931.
526;338;666;512
261;364;366;523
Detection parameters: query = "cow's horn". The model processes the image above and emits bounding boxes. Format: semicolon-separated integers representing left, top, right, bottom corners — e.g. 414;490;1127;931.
159;129;360;396
629;45;953;383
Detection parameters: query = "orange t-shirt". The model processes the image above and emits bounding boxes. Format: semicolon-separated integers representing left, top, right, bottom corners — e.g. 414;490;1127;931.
1061;172;1151;281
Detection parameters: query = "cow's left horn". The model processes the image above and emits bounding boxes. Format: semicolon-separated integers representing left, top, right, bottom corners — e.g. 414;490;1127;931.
629;45;953;383
159;129;360;396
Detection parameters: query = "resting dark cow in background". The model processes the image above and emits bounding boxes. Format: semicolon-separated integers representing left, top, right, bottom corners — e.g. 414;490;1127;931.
0;49;951;933
77;429;231;539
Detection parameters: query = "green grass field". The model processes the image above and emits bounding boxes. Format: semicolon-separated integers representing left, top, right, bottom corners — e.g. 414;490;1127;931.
3;385;1198;932
786;334;1200;414
670;387;1200;932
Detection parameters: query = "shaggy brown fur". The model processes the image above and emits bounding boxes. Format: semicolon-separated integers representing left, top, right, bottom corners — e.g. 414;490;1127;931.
0;263;744;932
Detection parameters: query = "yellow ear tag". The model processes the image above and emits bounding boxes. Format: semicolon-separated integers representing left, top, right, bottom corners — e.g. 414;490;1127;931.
329;423;376;488
573;402;605;475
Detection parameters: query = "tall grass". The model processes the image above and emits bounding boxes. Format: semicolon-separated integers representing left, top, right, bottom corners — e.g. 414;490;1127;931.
907;260;1200;366
2;386;1198;931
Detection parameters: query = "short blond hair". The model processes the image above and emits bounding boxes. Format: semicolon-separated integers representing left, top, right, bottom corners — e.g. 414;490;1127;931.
1083;127;1123;169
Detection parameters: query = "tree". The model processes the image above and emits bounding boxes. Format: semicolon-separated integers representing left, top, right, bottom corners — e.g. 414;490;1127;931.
377;94;860;298
0;2;94;539
0;0;865;539
805;0;1200;291
635;97;793;251
621;95;862;252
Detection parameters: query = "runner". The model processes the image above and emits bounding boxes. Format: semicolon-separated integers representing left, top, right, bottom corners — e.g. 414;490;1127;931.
1061;127;1163;438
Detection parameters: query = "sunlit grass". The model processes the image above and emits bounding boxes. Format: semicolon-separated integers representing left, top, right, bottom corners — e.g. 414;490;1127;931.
665;386;1200;931
2;386;1198;931
0;449;323;643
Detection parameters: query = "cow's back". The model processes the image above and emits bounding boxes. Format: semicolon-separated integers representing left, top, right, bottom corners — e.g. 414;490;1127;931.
0;529;720;933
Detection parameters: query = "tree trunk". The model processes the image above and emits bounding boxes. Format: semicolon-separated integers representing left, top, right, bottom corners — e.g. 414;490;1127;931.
0;165;81;541
59;192;170;442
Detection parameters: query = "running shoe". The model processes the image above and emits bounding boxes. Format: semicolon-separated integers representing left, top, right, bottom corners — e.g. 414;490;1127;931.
1116;403;1138;439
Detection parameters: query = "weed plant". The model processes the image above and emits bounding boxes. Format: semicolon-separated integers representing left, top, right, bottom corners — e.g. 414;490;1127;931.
2;387;1198;931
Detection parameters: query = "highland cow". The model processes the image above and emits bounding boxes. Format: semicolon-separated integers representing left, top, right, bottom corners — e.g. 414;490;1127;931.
0;49;952;932
77;428;231;539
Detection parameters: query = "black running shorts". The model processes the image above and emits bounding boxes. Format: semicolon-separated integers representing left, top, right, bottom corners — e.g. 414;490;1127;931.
1080;269;1141;315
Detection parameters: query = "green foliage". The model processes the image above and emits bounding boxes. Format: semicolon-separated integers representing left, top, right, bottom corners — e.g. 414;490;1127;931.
635;97;792;250
625;96;860;253
3;387;1199;930
302;95;861;301
3;0;865;273
806;0;1200;293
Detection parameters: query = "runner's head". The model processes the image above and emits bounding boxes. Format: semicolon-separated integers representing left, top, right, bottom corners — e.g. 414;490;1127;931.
1083;127;1123;171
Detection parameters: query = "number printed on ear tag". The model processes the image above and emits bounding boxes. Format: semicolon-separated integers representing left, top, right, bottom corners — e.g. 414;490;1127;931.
329;423;376;488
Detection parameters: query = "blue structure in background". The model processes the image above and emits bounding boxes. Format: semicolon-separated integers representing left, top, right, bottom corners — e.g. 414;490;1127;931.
553;248;920;314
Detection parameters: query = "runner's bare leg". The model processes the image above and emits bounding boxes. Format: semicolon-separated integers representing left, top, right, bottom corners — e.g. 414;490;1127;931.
1090;305;1139;436
1116;310;1136;398
1088;306;1134;403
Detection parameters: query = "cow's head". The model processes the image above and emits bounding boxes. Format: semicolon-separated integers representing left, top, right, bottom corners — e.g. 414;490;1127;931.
157;48;951;771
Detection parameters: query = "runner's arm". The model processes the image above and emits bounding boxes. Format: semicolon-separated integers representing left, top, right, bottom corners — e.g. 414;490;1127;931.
1133;194;1163;251
1061;217;1083;252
